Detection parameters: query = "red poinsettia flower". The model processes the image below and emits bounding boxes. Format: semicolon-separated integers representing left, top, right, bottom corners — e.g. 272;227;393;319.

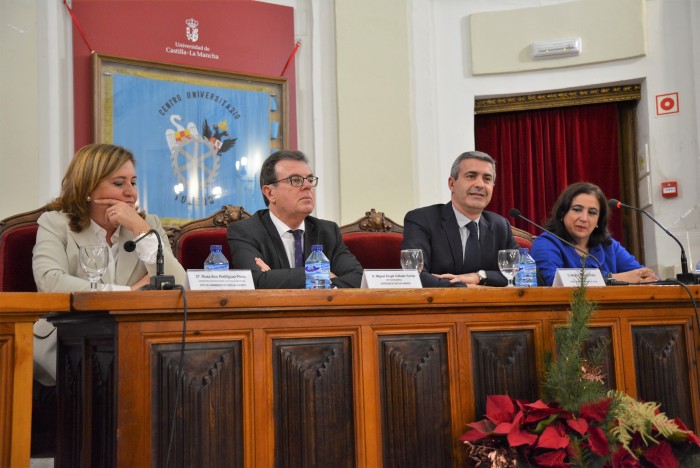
585;425;610;456
537;424;570;450
579;397;611;423
507;410;538;447
610;447;642;467
565;416;588;435
643;441;679;468
521;399;564;424
532;448;568;467
458;418;496;442
673;418;700;446
486;394;516;425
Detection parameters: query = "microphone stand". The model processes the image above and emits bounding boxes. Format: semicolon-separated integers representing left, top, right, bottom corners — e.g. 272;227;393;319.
124;230;176;290
608;199;697;285
509;208;625;286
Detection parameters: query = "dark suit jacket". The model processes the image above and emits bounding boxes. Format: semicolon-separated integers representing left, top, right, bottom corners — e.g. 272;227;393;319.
402;203;519;287
227;209;363;289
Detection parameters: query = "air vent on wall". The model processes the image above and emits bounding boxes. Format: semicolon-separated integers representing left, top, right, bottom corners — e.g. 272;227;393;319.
531;37;582;59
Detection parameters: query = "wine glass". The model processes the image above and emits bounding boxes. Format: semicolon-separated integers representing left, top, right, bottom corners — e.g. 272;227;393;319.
497;249;520;287
79;244;109;291
400;249;424;272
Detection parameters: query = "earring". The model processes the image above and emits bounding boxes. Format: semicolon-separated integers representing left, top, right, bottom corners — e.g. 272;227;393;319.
86;196;91;202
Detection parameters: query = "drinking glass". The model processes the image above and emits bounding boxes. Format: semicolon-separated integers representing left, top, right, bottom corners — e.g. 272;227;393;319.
400;249;424;272
497;249;520;287
79;244;109;291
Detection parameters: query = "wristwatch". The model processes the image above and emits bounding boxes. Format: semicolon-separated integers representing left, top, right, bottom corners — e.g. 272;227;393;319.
477;270;487;285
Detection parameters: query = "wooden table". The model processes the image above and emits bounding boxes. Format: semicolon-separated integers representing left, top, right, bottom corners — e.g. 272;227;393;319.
51;286;700;467
0;292;70;467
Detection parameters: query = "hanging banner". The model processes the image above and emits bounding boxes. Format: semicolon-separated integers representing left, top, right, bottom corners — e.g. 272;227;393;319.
94;54;287;222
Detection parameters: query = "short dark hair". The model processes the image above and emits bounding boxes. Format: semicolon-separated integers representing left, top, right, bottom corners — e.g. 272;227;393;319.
259;150;309;206
544;181;612;248
450;151;496;181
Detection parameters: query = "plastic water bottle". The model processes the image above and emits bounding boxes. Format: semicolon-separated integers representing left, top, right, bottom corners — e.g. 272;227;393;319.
305;245;331;289
515;247;538;287
203;245;229;270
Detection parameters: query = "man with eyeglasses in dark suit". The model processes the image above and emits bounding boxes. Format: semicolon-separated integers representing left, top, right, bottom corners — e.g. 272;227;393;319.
227;150;363;288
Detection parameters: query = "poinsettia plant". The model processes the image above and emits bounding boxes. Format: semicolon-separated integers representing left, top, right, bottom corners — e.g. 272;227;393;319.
460;393;700;467
459;274;700;467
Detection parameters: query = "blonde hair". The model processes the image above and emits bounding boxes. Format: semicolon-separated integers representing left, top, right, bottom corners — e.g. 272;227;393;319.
48;143;143;232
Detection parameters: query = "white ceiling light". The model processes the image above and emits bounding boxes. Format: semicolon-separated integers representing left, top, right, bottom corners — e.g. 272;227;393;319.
531;37;582;59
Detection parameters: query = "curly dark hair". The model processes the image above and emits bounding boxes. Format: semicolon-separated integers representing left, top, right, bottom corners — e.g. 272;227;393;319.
543;182;612;248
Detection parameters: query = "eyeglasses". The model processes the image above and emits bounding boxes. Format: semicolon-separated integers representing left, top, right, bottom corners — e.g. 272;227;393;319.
270;175;319;187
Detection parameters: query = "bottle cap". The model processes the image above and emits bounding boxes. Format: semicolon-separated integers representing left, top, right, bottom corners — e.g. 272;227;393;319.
210;245;222;250
311;244;322;251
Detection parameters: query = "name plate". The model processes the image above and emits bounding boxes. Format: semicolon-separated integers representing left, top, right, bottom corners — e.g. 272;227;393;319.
187;269;255;290
361;269;422;289
552;268;606;287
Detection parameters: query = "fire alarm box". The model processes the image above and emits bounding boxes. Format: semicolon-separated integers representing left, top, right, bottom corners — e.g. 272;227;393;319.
661;181;678;198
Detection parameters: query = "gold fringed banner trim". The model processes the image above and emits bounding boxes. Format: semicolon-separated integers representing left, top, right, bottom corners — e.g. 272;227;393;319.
475;84;641;114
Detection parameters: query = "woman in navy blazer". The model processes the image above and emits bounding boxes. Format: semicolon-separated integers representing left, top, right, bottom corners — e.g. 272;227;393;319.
531;182;658;286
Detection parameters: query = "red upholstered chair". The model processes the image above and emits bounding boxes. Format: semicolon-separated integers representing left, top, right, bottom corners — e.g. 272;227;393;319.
169;205;252;270
512;226;535;250
340;208;404;269
0;205;49;292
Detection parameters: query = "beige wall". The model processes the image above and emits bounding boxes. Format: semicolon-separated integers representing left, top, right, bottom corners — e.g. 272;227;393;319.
335;0;415;225
0;0;39;219
470;0;646;74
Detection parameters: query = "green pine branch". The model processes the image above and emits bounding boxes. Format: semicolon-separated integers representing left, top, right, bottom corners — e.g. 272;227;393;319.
542;269;608;411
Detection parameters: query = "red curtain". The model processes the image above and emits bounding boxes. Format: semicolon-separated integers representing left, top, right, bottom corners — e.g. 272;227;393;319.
475;103;622;240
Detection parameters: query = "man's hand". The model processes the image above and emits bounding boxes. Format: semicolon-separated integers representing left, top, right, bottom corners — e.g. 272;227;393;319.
255;257;271;272
433;272;480;286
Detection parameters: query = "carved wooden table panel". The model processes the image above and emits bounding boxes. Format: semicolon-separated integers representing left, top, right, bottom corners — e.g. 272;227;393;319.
50;286;700;467
0;292;69;467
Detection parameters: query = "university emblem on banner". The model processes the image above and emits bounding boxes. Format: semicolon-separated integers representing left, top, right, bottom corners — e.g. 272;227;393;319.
186;18;199;43
166;115;237;206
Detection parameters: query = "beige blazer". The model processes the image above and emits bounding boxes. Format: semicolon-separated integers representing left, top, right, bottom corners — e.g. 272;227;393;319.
32;210;187;292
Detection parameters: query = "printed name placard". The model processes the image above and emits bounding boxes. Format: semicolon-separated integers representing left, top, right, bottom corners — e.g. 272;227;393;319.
187;269;255;290
361;269;422;289
552;268;606;287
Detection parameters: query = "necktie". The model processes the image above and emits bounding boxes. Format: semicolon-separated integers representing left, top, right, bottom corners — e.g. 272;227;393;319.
463;222;481;273
290;229;304;267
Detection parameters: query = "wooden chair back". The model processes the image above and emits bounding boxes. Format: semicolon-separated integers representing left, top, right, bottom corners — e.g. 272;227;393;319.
340;208;404;269
0;206;49;292
512;226;535;250
168;205;252;270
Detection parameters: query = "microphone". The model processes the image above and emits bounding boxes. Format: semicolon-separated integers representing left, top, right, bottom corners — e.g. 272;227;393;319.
124;229;176;290
608;199;697;285
509;208;625;285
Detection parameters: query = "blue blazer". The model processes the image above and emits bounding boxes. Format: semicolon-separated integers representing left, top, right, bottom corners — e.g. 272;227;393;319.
401;202;519;287
531;232;643;286
227;209;363;289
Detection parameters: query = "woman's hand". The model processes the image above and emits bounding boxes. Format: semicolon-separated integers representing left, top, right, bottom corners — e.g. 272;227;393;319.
612;267;659;284
94;198;150;236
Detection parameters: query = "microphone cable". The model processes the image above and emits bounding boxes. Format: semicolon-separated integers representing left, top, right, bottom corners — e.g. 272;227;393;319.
627;278;700;334
165;284;188;468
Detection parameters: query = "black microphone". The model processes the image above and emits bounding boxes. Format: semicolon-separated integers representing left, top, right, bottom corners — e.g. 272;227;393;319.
509;208;624;285
124;229;176;290
608;199;696;285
